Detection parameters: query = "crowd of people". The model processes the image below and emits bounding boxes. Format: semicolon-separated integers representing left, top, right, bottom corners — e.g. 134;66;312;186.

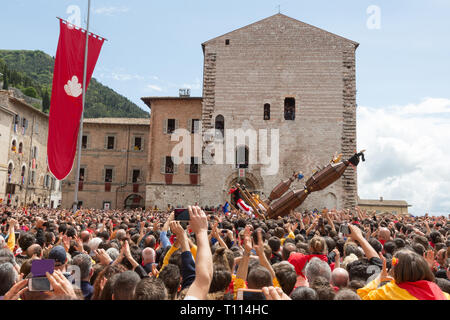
0;204;449;300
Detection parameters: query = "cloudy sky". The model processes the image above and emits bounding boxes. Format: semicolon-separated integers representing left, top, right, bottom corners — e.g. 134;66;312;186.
2;0;450;215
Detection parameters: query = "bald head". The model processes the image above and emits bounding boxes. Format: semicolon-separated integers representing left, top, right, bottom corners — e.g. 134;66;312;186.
142;248;155;265
331;268;349;288
378;228;391;241
80;230;91;243
27;243;43;258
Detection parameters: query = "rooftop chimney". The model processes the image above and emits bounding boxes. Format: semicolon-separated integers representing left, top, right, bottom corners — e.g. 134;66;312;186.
179;88;191;97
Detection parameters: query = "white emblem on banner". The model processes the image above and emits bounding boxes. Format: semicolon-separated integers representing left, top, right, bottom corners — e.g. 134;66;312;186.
64;75;82;97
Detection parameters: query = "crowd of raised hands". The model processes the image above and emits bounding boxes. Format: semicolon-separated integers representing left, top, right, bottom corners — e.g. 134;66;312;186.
0;204;449;300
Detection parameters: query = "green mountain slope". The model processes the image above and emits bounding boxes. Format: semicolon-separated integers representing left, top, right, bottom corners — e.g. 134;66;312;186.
0;50;149;118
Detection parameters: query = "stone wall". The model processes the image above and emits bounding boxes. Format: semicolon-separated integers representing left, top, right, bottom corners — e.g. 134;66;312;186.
61;121;149;209
198;14;358;210
0;90;55;207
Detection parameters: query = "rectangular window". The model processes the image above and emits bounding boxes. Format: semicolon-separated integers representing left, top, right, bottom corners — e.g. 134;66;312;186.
165;156;174;174
79;168;85;181
132;169;140;183
134;137;142;151
284;98;295;120
105;168;113;182
167;119;176;134
107;136;115;150
189;157;199;174
82;135;88;149
264;104;270;120
191;119;200;134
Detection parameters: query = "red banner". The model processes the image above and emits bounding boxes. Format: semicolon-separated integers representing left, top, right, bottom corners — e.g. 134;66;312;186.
47;19;104;180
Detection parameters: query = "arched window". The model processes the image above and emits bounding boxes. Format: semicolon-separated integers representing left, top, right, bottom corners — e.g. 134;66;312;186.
284;98;295;120
215;115;224;140
11;140;16;152
264;104;270;120
235;145;249;169
18;142;23;154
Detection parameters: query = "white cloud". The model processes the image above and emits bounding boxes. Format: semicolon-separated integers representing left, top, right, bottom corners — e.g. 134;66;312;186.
147;84;163;92
111;73;144;81
181;78;202;90
93;6;129;16
357;97;450;216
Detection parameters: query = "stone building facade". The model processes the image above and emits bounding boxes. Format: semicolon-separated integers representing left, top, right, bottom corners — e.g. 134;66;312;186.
61;118;149;210
0;89;61;208
358;197;411;216
143;14;359;210
141;97;202;209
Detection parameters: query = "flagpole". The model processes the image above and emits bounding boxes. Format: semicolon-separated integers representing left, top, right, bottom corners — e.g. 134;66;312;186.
73;0;91;213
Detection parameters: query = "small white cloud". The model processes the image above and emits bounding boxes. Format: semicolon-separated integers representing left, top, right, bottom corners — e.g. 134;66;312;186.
147;84;163;92
94;6;129;16
357;97;450;216
111;73;144;81
181;78;202;90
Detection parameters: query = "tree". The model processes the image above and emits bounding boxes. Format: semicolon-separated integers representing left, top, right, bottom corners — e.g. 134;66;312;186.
23;86;38;98
2;71;8;89
42;89;50;113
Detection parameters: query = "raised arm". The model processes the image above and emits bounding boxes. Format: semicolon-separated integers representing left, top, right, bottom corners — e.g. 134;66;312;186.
185;206;213;300
349;224;378;260
254;229;275;280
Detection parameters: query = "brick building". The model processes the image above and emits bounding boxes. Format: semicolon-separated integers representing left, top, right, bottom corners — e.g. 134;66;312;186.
61;118;149;210
0;89;61;208
142;97;202;208
143;14;359;210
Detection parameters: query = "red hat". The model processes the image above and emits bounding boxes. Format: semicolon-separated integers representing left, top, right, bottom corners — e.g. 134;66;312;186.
288;252;308;276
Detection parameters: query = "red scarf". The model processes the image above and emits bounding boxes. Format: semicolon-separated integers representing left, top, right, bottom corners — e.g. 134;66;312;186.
397;280;447;300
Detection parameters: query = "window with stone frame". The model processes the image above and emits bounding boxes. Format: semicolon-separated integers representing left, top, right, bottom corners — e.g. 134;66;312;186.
191;119;200;134
167;119;176;134
189;157;199;174
235;145;249;169
105;168;113;182
107;136;115;150
82;135;88;149
133;136;142;151
165;156;174;174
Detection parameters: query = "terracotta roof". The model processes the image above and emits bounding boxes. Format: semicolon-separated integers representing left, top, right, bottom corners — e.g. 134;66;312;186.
0;90;48;118
83;118;149;125
141;96;203;110
358;199;410;207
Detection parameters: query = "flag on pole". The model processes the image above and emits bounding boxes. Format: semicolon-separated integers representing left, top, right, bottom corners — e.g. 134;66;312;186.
47;19;104;180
